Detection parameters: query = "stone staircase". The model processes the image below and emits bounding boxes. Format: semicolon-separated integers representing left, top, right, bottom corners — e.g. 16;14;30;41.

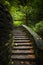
11;27;37;65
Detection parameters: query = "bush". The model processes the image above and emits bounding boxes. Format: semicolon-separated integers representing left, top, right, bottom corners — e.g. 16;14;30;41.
35;21;43;38
35;21;43;32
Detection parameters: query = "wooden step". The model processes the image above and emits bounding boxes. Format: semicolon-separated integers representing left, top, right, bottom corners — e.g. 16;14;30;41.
12;49;34;54
11;54;36;60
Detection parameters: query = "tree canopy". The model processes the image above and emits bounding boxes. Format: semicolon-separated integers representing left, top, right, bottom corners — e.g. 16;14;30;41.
0;0;43;38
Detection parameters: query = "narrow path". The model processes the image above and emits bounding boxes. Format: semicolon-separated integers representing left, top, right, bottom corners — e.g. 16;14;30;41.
11;27;37;65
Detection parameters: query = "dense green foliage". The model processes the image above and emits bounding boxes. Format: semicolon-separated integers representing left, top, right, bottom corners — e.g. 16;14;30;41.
0;0;43;38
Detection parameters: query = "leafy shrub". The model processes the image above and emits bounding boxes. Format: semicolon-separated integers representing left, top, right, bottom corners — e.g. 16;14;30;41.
35;21;43;32
34;21;43;38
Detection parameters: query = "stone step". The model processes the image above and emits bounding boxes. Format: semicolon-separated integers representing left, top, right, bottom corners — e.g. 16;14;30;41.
14;36;28;38
11;60;36;65
11;54;36;60
13;46;33;50
12;49;34;54
14;38;29;40
14;40;30;43
14;43;32;46
14;33;26;36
